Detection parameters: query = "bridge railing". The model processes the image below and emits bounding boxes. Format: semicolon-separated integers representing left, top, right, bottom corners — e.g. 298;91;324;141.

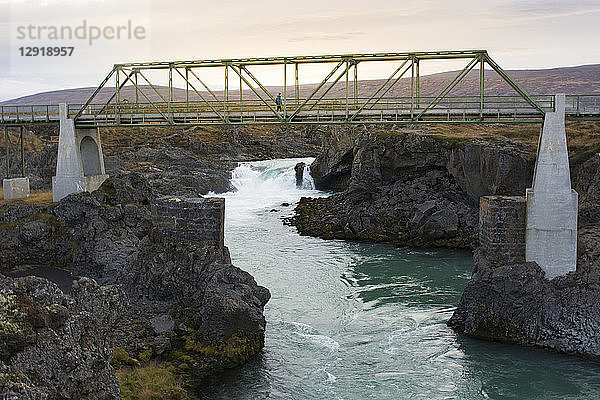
0;105;60;124
565;95;600;117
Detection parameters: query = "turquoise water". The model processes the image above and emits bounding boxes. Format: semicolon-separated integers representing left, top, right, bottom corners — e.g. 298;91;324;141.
204;158;600;400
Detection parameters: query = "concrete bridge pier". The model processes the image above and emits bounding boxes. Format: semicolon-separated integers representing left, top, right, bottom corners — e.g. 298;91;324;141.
52;103;108;202
525;94;578;278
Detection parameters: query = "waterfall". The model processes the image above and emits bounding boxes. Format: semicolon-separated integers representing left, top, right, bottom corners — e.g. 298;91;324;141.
217;157;320;223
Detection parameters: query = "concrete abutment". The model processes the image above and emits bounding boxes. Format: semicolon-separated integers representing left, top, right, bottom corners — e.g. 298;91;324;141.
479;94;578;279
52;103;108;202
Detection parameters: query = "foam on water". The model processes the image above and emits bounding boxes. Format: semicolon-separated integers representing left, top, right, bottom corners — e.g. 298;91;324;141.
286;321;340;352
218;157;322;223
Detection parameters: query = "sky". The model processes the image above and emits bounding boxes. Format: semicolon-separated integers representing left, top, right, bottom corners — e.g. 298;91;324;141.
1;0;600;101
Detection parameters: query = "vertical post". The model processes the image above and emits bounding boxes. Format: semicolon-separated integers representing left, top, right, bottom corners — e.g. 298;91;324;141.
354;62;358;107
115;67;121;124
135;70;139;114
4;126;9;179
224;64;229;120
480;54;485;121
168;64;174;123
345;59;349;120
295;63;299;106
283;59;287;120
239;68;243;120
415;58;420;109
19;126;24;178
410;57;415;120
186;67;190;113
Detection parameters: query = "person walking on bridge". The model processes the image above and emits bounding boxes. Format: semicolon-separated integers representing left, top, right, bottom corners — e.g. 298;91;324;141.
276;93;282;112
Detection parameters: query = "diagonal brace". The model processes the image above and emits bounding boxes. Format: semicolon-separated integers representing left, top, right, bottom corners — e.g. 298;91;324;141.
350;59;410;120
229;65;282;120
415;57;479;120
288;61;344;120
174;68;226;122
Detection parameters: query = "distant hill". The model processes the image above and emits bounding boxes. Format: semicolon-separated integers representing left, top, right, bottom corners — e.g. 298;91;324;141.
2;64;599;106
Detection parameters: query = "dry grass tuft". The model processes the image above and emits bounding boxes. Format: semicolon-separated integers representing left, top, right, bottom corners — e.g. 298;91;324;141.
0;189;54;206
117;362;189;400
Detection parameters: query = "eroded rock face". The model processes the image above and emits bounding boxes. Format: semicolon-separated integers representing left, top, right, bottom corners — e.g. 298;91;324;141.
0;172;271;394
310;126;361;191
0;275;126;400
290;132;534;248
448;226;600;357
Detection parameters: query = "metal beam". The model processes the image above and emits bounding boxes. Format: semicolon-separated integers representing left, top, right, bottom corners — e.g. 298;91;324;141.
73;68;116;120
350;59;410;121
307;60;352;112
229;65;282;120
4;126;9;179
484;54;544;114
19;126;24;177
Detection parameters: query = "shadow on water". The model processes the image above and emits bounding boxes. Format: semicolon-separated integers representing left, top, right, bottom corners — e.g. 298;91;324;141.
195;353;274;400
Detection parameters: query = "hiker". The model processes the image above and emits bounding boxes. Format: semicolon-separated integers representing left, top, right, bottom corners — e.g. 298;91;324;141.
276;93;282;111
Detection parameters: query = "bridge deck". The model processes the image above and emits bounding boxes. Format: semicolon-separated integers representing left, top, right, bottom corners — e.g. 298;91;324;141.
1;95;598;127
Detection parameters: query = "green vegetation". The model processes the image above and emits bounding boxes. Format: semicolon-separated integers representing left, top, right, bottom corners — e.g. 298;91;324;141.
0;292;27;336
0;291;36;360
117;362;189;400
112;347;141;368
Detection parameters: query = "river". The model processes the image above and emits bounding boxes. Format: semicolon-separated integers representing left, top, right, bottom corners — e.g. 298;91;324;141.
203;158;600;400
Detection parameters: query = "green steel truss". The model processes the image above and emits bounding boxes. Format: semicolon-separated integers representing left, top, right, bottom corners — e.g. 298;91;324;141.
1;50;600;128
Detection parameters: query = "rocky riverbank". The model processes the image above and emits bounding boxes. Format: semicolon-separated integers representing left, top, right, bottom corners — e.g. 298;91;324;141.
448;224;600;358
288;124;600;249
0;173;270;398
289;127;536;248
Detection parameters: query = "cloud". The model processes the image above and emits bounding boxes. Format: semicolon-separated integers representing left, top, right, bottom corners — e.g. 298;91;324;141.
490;0;600;21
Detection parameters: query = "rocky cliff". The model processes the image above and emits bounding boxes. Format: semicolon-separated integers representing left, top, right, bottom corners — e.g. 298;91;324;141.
0;173;270;398
0;275;126;399
290;127;536;248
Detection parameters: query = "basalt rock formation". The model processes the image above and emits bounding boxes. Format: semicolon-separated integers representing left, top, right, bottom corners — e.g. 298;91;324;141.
448;225;600;358
0;173;270;397
0;275;126;400
290;129;536;248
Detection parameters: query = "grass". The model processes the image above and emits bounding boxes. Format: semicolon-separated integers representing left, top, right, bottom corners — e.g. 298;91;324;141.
117;362;189;400
0;189;54;206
